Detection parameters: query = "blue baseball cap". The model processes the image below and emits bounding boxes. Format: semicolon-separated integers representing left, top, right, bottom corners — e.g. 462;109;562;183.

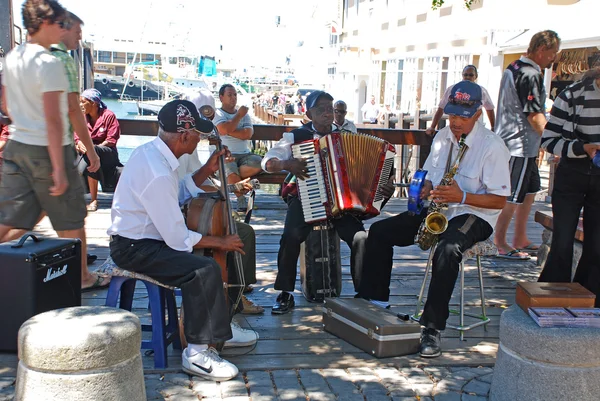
443;81;482;118
305;90;334;111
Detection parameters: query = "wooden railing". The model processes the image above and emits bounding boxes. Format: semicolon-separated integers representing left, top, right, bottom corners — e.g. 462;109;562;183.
253;104;305;126
117;118;433;186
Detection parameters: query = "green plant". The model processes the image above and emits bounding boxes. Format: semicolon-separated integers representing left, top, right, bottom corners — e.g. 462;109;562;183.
431;0;479;10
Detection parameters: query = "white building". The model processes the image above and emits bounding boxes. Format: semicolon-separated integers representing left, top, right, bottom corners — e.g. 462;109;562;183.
326;0;600;124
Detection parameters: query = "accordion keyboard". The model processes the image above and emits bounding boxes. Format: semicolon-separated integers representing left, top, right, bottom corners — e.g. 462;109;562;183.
292;141;328;223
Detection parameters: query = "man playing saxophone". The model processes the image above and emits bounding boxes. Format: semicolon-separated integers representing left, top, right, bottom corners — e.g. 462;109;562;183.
356;81;511;358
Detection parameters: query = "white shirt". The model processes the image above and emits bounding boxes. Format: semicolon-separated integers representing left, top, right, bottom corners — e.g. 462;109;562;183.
213;108;253;154
422;122;511;228
107;137;204;252
335;119;357;134
361;102;380;122
177;150;213;187
261;124;336;172
184;88;215;111
3;43;70;146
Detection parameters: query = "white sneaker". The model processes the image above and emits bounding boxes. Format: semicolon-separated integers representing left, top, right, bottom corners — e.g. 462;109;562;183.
223;321;259;349
182;347;238;381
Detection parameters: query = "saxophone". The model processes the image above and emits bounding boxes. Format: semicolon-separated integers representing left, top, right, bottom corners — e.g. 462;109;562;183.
415;134;468;250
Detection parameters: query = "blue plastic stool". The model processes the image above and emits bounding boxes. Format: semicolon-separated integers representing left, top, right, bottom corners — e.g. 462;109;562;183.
105;276;182;368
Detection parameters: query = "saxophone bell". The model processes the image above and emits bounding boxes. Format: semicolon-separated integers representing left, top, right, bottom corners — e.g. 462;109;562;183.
425;211;448;235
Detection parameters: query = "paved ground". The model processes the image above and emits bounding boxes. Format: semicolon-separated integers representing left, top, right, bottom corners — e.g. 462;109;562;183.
0;365;496;400
0;164;554;400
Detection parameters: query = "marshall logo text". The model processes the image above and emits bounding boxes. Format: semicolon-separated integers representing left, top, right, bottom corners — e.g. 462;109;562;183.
43;265;68;283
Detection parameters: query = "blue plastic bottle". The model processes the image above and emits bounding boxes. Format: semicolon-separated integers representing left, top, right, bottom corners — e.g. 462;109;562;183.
593;151;600;168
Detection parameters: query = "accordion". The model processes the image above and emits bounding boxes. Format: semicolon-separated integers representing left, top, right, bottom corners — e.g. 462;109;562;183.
292;131;395;223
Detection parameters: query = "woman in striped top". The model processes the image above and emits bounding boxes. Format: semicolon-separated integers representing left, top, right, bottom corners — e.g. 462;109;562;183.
539;68;600;305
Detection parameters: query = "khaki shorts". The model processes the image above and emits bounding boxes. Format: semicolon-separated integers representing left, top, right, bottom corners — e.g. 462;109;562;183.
0;141;86;231
224;152;263;177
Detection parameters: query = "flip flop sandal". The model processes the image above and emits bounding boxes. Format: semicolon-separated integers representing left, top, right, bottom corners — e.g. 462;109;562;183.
82;275;111;292
518;244;540;253
496;249;531;260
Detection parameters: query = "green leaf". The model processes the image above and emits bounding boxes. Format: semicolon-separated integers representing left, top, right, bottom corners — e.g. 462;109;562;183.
431;0;479;10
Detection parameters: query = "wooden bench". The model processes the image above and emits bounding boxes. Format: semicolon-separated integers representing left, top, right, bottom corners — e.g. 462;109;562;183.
535;210;584;279
281;114;304;126
252;171;286;186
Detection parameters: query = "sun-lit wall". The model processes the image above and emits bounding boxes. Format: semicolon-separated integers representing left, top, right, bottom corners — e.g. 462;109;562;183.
327;0;595;124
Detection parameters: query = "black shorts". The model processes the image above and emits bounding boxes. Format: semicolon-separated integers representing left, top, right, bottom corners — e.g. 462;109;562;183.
508;156;541;204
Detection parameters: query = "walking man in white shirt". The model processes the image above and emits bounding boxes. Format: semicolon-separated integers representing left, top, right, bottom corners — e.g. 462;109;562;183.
108;100;244;381
0;0;102;291
426;65;496;135
361;95;380;124
357;82;511;358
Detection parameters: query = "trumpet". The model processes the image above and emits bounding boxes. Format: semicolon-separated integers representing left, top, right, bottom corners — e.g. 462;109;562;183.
415;134;468;250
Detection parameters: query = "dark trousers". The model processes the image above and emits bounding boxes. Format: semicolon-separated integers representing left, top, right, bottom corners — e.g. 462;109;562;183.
228;221;256;286
225;221;256;314
274;196;367;292
110;235;233;344
357;211;493;330
539;162;600;306
83;145;122;191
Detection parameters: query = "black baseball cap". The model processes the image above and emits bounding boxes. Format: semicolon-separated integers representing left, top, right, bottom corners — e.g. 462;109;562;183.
158;99;214;134
305;90;334;110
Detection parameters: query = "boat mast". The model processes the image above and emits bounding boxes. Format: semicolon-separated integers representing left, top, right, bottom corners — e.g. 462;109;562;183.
120;0;153;102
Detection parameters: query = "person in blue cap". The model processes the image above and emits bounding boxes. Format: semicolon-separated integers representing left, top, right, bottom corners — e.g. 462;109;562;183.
357;81;511;358
261;90;369;314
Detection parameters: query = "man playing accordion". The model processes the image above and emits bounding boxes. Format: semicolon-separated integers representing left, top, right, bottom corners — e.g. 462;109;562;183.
261;91;371;314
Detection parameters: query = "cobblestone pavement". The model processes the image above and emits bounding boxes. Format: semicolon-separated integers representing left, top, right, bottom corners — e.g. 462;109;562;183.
0;365;495;400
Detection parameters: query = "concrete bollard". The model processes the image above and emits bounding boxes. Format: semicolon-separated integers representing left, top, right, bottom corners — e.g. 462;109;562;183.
490;305;600;401
15;306;146;401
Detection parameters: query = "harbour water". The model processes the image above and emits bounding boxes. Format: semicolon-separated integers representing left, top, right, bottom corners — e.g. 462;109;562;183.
105;99;210;164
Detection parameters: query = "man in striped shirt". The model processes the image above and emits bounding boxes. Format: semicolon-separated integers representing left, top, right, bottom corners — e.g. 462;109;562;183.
539;68;600;305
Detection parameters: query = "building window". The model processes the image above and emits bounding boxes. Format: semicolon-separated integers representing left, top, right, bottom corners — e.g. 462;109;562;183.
421;57;443;112
113;52;126;64
97;51;111;63
126;53;139;63
400;58;418;114
449;54;471;84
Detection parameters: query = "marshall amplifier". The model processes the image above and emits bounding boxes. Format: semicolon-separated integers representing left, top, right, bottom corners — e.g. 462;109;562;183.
0;234;81;352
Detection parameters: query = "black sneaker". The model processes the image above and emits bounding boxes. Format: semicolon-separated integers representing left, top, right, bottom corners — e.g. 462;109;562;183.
272;292;295;315
419;328;441;358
